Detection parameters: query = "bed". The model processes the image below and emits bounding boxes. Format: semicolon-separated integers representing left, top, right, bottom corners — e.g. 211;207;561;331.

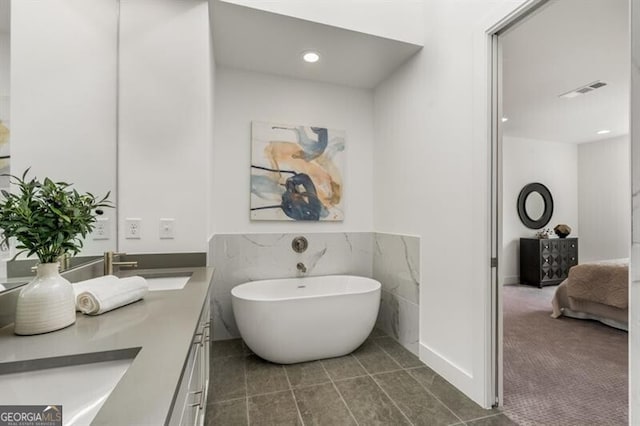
551;258;628;331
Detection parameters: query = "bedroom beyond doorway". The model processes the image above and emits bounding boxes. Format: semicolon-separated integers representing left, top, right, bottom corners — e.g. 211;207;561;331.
496;0;630;424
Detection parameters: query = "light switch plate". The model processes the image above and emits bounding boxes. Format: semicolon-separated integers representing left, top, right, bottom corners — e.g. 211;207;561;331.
159;218;175;239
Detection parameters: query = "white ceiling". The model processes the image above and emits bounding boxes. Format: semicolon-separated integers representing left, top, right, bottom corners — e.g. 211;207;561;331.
211;0;422;89
501;0;629;144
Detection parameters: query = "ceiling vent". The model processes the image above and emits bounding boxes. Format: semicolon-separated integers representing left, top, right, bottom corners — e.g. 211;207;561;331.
559;81;607;99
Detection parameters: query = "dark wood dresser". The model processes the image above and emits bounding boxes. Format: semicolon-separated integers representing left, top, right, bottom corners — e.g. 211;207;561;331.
519;237;578;287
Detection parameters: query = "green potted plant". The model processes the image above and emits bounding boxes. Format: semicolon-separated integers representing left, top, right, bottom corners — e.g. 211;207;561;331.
0;169;112;335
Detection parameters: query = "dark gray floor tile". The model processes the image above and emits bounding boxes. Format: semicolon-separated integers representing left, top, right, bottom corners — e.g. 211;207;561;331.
285;361;330;388
408;367;500;421
374;336;423;368
369;327;387;338
374;370;460;426
335;376;410;425
241;340;254;355
206;398;248;426
211;356;246;402
466;414;517;426
245;355;290;396
248;390;302;426
353;339;402;374
212;339;244;358
294;383;356;426
321;355;367;380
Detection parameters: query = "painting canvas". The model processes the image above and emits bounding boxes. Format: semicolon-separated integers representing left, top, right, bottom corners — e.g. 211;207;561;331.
250;121;345;221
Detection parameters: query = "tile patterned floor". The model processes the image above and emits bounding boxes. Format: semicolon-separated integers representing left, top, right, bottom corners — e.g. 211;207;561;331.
206;330;515;426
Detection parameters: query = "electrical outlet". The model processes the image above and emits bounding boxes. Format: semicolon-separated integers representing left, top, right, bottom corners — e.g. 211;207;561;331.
125;218;142;239
93;217;110;240
159;218;175;239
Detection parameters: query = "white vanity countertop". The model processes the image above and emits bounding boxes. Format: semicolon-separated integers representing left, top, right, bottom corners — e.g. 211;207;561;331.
0;266;214;426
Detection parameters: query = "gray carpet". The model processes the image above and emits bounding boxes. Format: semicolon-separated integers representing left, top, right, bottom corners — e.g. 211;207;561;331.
502;284;628;426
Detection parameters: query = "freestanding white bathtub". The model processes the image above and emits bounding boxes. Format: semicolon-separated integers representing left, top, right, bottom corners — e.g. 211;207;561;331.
231;275;381;364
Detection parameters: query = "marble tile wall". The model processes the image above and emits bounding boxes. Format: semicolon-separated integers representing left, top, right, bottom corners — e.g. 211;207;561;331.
208;232;373;340
208;232;420;356
373;233;420;355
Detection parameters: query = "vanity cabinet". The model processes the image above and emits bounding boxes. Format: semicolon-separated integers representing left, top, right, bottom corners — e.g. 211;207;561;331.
520;238;578;287
169;292;210;426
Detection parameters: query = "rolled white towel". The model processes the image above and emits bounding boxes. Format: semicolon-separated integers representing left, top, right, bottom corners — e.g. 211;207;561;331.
72;275;120;311
76;276;149;316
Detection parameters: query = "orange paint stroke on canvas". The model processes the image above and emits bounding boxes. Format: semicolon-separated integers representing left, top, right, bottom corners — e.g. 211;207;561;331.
264;141;342;208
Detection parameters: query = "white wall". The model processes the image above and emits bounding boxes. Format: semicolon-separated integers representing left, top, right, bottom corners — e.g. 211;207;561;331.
373;0;527;407
211;66;374;235
0;30;10;175
578;136;630;262
207;1;217;237
630;0;639;421
119;0;211;253
220;0;424;45
11;0;118;256
502;137;579;284
0;31;8;98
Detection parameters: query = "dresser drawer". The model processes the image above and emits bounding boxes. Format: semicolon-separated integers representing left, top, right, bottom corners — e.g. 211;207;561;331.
520;237;578;287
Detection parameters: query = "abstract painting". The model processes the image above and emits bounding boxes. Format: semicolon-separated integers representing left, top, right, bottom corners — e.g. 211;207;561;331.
250;121;345;221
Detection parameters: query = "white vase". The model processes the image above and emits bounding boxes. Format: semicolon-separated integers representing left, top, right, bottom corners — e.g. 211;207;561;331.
14;262;76;335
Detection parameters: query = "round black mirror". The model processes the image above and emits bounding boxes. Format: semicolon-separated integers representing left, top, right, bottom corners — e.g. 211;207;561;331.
517;183;553;229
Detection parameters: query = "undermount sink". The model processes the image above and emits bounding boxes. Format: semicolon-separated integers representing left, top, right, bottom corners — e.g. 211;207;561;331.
0;349;138;426
140;272;192;291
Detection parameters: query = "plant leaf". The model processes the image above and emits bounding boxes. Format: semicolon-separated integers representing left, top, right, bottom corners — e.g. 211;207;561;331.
0;169;113;260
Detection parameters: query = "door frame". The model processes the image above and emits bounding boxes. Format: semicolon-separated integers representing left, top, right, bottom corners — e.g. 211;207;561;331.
485;0;550;406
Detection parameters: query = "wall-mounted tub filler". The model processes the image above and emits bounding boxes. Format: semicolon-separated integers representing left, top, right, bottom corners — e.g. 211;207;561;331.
291;236;308;253
231;275;381;364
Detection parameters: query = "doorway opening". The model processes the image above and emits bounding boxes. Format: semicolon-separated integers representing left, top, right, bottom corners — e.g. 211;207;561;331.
491;1;630;424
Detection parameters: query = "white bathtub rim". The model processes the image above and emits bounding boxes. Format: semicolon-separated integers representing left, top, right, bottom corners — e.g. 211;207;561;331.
231;274;381;303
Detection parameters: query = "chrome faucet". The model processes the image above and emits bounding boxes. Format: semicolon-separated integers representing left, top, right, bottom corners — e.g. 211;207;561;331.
296;262;307;274
104;251;138;275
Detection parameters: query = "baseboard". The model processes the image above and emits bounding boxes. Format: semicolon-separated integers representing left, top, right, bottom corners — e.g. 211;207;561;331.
419;342;487;408
502;275;520;285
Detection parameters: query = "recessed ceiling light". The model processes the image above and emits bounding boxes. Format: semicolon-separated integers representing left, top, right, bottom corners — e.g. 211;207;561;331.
597;129;611;135
501;117;508;122
302;51;320;63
